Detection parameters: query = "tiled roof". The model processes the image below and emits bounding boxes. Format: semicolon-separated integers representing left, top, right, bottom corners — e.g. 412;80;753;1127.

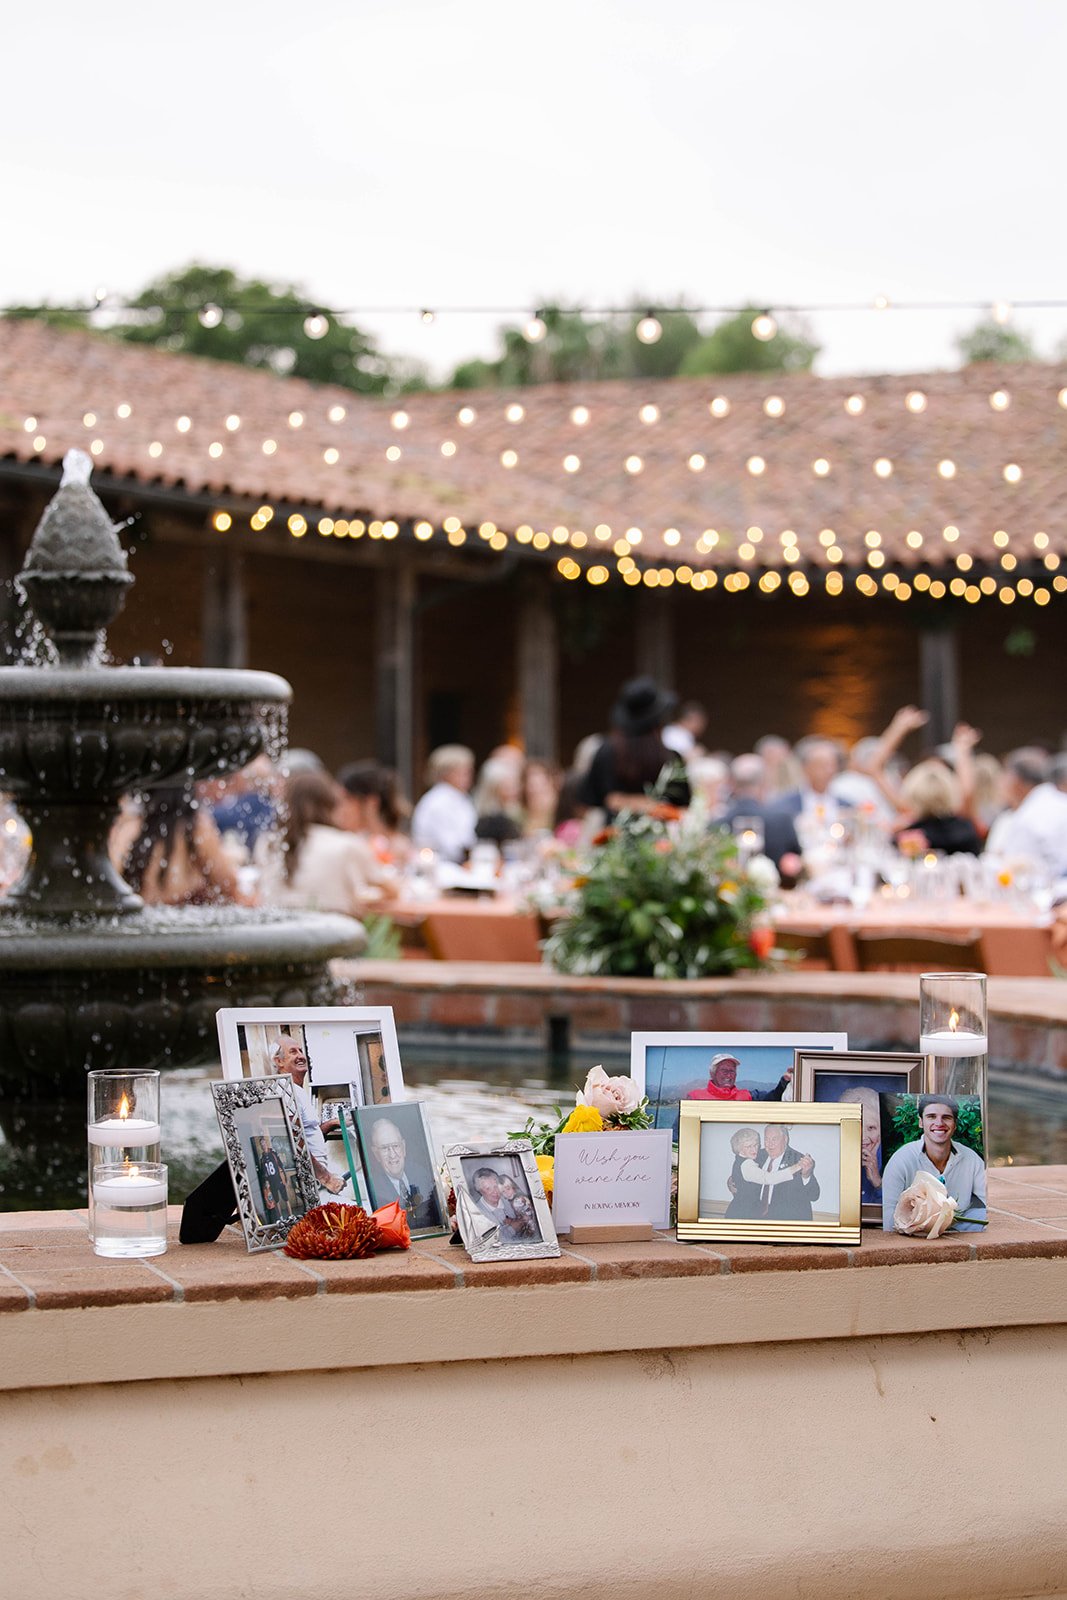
1;319;1066;575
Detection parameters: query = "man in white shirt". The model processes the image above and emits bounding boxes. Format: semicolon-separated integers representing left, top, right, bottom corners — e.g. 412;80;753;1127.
271;1036;347;1195
985;748;1067;879
759;1124;819;1220
781;739;850;829
411;745;478;863
662;701;707;758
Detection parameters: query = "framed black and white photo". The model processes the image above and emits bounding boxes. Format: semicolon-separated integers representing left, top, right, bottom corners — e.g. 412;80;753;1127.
211;1076;319;1253
353;1102;449;1237
444;1140;559;1263
795;1050;929;1224
216;1006;406;1199
676;1101;862;1246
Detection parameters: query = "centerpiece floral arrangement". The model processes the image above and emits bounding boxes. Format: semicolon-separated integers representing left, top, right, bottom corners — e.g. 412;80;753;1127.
543;807;780;980
509;1064;653;1201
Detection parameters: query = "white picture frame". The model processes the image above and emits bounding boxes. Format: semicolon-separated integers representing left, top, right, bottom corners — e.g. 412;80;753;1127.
552;1127;673;1234
216;1006;406;1104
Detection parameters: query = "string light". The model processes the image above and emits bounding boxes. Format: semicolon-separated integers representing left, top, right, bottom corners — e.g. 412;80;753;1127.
116;403;132;419
505;403;525;423
905;391;926;413
500;449;518;468
328;405;346;423
563;455;581;473
709;396;730;418
323;447;339;464
639;404;660;424
176;415;192;433
763;396;785;417
32;435;46;452
625;455;643;474
303;313;329;339
457;406;476;426
746;455;766;476
440;440;457;457
989;390;1010;411
225;414;241;431
391;410;409;430
873;458;893;477
386;445;402;461
636;315;662;344
262;438;277;455
751;313;777;341
22;417;36;432
938;459;956;479
207;441;224;458
1003;463;1022;483
524;316;547;343
687;453;706;471
844;395;865;415
570;406;590;426
288;411;304;428
198;304;222;329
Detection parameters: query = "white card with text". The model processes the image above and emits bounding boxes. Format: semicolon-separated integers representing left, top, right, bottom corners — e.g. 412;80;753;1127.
553;1129;673;1232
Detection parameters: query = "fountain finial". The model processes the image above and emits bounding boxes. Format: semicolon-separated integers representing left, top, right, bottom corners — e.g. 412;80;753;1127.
19;449;134;667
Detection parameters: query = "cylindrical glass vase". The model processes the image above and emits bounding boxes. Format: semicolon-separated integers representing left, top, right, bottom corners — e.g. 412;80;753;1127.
87;1070;161;1238
90;1162;168;1258
918;971;988;1105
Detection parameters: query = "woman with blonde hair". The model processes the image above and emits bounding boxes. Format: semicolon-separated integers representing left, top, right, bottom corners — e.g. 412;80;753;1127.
894;760;981;855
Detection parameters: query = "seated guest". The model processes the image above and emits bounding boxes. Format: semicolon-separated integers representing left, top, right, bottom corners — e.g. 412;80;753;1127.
269;770;384;923
580;677;690;818
893;760;982;855
522;760;562;837
717;754;801;871
411;746;478;862
985;748;1067;879
687;755;729;818
662;701;708;758
335;759;413;866
473;753;524;844
211;755;278;855
124;782;246;908
780;738;851;827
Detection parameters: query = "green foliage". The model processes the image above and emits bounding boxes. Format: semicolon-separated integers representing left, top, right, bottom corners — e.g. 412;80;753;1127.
446;303;768;388
544;810;777;980
678;306;819;376
508;1099;653;1157
108;263;412;394
361;913;402;960
955;318;1037;365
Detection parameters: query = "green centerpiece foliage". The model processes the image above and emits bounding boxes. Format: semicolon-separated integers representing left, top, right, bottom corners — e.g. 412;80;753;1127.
543;810;778;979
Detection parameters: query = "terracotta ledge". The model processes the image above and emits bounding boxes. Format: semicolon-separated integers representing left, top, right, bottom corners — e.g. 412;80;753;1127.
1;1168;1067;1392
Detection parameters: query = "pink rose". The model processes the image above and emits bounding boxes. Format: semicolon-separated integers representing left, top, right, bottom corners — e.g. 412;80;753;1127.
577;1065;641;1119
893;1171;958;1238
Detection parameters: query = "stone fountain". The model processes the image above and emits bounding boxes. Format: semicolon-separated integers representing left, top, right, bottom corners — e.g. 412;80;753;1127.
0;452;365;1105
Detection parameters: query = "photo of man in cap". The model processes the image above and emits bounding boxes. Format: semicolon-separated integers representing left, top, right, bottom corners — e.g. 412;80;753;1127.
687;1052;791;1103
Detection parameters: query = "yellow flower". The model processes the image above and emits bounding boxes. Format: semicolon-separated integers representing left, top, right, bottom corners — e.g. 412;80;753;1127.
720;880;737;895
536;1154;555;1197
563;1105;605;1134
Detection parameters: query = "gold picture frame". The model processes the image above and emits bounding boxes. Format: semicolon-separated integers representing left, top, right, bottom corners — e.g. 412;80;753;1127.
677;1101;862;1246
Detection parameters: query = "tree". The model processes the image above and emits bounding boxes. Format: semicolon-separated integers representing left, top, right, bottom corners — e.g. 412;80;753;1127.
678;306;819;376
3;265;421;394
447;302;816;388
956;318;1037;365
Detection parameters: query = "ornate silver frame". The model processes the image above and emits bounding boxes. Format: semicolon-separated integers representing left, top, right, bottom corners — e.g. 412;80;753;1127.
211;1075;320;1253
444;1139;560;1263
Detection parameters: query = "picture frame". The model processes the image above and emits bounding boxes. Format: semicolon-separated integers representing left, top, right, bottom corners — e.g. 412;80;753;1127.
216;1006;405;1197
795;1050;930;1224
338;1107;370;1209
216;1005;405;1104
630;1031;849;1136
211;1075;320;1253
444;1139;560;1263
353;1102;450;1238
677;1101;862;1245
879;1092;987;1233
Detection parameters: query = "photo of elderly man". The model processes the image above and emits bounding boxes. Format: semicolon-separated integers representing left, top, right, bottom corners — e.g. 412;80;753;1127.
357;1105;444;1233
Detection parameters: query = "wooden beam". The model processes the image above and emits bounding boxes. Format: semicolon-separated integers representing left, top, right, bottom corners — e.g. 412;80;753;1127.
919;622;959;746
518;574;559;762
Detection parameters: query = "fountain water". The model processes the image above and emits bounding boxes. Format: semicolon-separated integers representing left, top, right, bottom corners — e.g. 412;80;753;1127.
0;452;365;1102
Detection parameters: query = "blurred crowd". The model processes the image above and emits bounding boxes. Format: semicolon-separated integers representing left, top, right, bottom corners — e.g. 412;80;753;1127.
5;672;1066;924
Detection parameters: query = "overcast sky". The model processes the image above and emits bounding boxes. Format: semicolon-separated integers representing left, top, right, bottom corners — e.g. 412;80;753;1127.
3;0;1063;380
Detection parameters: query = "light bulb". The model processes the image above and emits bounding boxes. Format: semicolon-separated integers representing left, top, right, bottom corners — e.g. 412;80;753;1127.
989;390;1010;411
874;457;893;477
198;304;223;329
440;440;457;457
636;315;662;344
323;447;340;464
391;411;409;430
500;450;518;468
991;300;1012;325
938;459;956;479
288;411;304;428
570;406;590;426
905;391;926;413
524;316;547;343
639;403;660;424
303;313;329;340
420;309;435;324
505;403;525;423
709;396;730;418
457;407;476;426
763;396;785;417
625;455;643;474
225;414;241;431
688;453;706;471
328;405;346;422
746;455;766;475
563;455;581;473
812;458;831;476
176;415;192;433
1003;463;1022;483
873;294;891;311
751;313;777;342
844;394;865;415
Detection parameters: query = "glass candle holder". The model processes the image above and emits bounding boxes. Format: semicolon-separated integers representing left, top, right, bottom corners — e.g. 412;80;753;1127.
918;971;988;1104
90;1162;168;1258
87;1070;161;1238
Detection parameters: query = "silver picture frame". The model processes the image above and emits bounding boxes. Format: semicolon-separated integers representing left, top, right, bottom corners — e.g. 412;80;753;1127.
212;1076;320;1253
444;1139;560;1263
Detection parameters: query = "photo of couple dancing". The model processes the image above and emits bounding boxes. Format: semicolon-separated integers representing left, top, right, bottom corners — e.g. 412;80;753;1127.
703;1122;827;1221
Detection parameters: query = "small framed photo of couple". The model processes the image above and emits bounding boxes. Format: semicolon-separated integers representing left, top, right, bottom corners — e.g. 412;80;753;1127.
795;1050;928;1225
677;1101;862;1245
211;1076;320;1253
444;1140;560;1263
346;1102;450;1238
630;1031;848;1135
216;1006;406;1201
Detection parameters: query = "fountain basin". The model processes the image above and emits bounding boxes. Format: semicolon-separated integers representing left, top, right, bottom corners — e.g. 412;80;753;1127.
0;907;366;1092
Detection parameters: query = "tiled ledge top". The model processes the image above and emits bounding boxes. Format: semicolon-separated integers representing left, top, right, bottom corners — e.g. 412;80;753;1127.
348;962;1067;1025
0;1167;1065;1313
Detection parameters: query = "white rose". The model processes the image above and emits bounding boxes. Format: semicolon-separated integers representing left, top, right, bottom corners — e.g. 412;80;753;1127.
576;1065;642;1119
893;1171;959;1238
745;854;780;892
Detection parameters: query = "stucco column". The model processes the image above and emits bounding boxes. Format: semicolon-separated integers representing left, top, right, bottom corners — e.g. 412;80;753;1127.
518;573;559;761
919;621;960;746
375;561;416;800
201;543;247;668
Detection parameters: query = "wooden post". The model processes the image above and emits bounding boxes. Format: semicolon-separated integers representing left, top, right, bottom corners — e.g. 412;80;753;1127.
201;545;247;668
919;623;960;746
518;574;559;761
635;591;674;689
375;563;416;800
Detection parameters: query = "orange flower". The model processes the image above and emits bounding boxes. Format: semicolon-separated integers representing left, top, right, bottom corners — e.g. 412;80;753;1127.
371;1199;412;1250
284;1203;378;1259
654;838;673;854
749;926;775;960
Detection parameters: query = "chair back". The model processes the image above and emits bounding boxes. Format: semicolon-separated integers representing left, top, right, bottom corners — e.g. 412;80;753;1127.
852;931;984;973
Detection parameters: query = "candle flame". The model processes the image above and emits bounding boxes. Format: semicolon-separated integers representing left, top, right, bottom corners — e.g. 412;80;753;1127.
118;1094;130;1121
949;1009;960;1032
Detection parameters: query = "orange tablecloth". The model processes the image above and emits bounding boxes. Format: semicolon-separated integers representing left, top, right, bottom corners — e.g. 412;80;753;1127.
389;895;543;962
772;896;1054;977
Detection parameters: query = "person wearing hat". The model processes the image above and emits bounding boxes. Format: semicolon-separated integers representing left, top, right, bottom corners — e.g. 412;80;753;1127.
688;1052;790;1102
578;677;691;819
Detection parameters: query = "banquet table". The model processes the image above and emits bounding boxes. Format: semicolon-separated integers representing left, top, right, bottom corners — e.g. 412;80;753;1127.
771;894;1054;978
